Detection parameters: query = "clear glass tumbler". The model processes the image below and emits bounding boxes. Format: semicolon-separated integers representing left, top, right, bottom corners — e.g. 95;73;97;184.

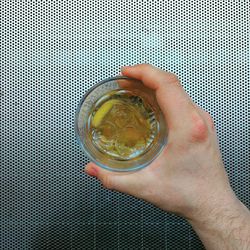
75;76;167;172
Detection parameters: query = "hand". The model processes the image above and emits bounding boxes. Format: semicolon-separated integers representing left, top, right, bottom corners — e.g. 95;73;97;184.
85;64;250;249
85;64;234;220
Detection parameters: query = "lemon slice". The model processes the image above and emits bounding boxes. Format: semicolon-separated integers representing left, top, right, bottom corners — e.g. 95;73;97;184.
92;99;120;127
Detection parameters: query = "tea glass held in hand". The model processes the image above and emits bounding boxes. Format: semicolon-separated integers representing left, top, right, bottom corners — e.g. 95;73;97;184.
75;76;167;171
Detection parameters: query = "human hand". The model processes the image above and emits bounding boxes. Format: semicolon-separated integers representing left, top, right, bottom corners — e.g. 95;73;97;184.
84;64;250;249
85;64;235;221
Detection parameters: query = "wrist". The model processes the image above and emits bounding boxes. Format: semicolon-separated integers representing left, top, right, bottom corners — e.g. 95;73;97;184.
188;189;239;227
188;191;250;249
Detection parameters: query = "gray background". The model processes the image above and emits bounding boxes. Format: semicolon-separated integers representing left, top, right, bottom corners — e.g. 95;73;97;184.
0;0;249;249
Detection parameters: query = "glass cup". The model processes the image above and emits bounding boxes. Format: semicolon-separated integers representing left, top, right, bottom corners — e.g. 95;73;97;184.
75;76;167;172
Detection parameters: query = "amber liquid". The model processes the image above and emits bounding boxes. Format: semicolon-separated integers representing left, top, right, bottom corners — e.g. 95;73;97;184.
89;90;159;160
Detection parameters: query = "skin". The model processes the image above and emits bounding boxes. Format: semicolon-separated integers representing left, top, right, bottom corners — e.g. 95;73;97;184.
85;64;250;250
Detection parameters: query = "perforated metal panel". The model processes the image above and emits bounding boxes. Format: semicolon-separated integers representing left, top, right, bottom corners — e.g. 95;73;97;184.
0;1;249;249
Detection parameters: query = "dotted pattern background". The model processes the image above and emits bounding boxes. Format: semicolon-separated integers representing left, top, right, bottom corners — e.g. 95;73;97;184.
0;1;249;249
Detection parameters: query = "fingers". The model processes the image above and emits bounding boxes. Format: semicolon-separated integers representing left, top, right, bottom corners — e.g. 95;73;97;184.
84;162;143;197
122;64;179;90
121;64;194;129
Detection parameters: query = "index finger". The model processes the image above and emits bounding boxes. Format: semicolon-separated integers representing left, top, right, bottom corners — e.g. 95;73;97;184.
121;64;194;129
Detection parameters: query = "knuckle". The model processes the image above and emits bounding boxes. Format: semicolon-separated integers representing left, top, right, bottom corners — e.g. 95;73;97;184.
205;111;215;130
162;72;182;88
161;72;180;85
168;73;180;83
140;63;153;70
101;175;114;190
189;111;209;143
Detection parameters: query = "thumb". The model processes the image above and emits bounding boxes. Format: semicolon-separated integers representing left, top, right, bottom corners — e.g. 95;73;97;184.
84;162;143;197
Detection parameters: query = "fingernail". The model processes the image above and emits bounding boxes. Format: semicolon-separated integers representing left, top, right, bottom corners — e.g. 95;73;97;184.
120;66;126;76
120;66;130;71
120;66;125;73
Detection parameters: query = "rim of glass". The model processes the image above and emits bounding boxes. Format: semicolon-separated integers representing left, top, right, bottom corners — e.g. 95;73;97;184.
74;76;166;172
